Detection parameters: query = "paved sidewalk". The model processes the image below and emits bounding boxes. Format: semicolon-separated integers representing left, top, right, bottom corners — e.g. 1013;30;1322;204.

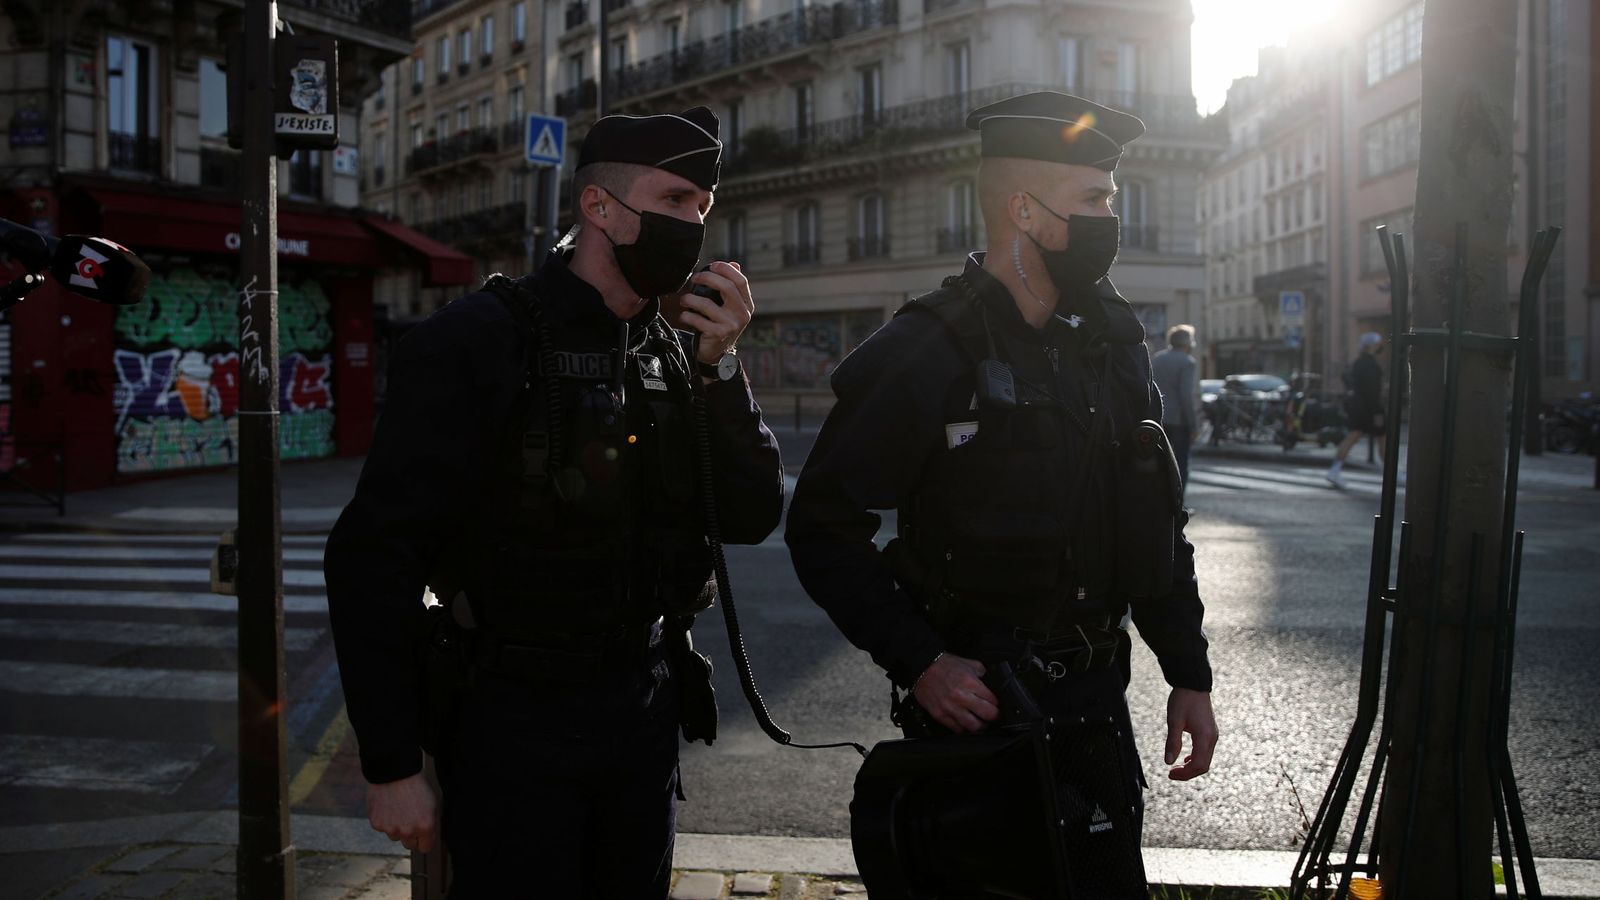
6;812;1599;899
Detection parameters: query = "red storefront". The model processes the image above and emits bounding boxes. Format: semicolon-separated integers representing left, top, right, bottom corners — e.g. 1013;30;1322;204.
1;178;471;492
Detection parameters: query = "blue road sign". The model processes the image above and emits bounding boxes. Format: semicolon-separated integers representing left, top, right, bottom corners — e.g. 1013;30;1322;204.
1279;290;1305;325
525;113;566;167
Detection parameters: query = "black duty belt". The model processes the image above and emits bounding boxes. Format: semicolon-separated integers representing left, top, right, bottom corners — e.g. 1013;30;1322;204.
472;618;665;682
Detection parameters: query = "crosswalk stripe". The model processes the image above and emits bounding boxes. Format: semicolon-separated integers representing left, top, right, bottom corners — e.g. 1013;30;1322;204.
0;563;327;588
1187;470;1304;493
1199;464;1382;487
0;659;233;701
0;618;322;652
0;734;213;795
0;545;324;563
9;533;327;547
0;589;331;614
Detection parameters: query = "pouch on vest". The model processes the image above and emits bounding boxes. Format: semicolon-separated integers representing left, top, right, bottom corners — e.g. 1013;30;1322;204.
1114;420;1180;599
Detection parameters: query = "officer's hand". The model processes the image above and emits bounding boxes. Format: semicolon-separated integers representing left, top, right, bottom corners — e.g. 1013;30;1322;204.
912;653;1000;734
678;260;753;365
366;772;440;853
1164;687;1218;781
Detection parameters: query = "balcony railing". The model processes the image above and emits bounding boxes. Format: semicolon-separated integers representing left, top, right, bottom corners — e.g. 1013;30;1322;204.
923;0;977;14
200;146;240;189
405;126;503;175
565;2;588;30
410;0;466;23
502;121;526;149
936;225;973;254
1120;222;1159;251
555;79;598;117
109;133;162;175
610;0;896;103
722;83;1214;179
373;164;387;187
847;235;890;260
603;0;629;12
420;202;529;245
289;0;409;40
782;242;822;266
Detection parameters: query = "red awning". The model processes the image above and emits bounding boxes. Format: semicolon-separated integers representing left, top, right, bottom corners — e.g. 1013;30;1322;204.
87;188;385;267
363;215;475;287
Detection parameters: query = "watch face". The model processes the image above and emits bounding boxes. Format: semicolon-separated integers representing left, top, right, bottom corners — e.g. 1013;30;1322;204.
717;353;739;380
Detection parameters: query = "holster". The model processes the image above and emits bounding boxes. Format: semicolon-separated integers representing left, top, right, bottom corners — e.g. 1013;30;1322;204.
665;616;718;745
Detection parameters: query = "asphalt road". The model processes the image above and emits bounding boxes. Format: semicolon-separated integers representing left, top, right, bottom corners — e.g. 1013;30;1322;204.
1;450;1594;868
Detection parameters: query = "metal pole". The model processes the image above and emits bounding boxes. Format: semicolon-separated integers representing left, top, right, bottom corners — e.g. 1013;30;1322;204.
597;0;609;117
238;1;292;896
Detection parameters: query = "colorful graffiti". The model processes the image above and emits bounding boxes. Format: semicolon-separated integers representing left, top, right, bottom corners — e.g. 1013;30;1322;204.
113;267;336;473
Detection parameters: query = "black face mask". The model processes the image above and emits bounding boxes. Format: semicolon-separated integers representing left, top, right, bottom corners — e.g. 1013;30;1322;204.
1023;193;1120;292
600;193;706;298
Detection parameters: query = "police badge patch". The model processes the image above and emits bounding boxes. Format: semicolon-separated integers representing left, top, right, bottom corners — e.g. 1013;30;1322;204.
638;355;668;391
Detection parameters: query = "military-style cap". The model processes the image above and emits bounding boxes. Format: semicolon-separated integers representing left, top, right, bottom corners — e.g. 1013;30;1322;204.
576;106;722;190
965;91;1145;171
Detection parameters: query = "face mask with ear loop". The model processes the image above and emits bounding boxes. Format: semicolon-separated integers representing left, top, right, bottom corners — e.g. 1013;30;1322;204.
598;192;707;298
1020;192;1122;292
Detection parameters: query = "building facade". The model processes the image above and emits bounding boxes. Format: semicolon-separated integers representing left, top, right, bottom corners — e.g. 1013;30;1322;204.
0;0;470;491
363;0;1221;411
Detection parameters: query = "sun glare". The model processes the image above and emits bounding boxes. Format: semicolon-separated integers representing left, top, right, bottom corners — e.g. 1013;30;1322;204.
1191;0;1347;116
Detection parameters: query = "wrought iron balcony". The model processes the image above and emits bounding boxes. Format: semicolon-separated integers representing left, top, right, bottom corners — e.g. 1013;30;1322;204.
1120;222;1160;252
286;0;409;39
374;164;387;187
565;2;588;30
501;121;526;148
611;0;896;103
422;201;529;245
936;226;973;254
404;127;503;176
410;0;465;24
782;242;822;267
847;235;890;260
555;79;598;118
109;133;162;175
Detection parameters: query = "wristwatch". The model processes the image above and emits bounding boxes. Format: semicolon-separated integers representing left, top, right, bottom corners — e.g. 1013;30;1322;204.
697;349;740;382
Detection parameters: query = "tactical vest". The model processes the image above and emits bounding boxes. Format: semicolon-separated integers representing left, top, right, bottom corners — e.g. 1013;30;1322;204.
894;276;1175;635
462;274;713;642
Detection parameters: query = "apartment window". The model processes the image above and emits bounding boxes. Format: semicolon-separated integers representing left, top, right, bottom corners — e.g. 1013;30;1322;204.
1365;3;1423;86
726;99;743;158
1117;180;1149;250
1116;41;1140;95
1362;105;1421;179
1057;37;1082;92
726;0;744;32
199;58;228;139
513;2;528;47
1360;208;1413;274
478;97;494;128
107;35;160;173
410;121;423;148
481;15;495;60
859;65;882;125
456;104;470;134
726;212;747;261
438;36;451;80
459;29;472;72
373;135;386;185
435;113;448;140
788;202;820;265
854;193;887;259
480;177;493;209
509;85;525;123
947;42;970;97
567;52;585;88
794;82;814;140
288;150;322;198
667;19;682;55
942;179;974;251
611;36;627;76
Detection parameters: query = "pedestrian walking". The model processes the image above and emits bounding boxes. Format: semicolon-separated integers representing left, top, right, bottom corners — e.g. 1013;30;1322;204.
785;91;1217;896
1327;331;1389;489
1152;324;1200;490
322;107;784;898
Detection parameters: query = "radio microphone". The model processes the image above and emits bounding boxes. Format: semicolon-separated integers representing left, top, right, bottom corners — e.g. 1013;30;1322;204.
1;216;151;306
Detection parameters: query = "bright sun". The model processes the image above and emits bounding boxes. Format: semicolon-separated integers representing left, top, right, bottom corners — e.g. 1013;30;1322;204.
1191;0;1347;115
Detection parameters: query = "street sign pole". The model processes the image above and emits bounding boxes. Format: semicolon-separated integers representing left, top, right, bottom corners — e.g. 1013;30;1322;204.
237;0;292;896
525;113;567;265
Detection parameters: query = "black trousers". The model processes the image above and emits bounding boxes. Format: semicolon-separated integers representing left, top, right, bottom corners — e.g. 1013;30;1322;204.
435;654;680;899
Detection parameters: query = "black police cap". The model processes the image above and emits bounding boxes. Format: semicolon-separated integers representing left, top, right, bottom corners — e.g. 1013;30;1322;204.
575;106;722;190
965;91;1145;171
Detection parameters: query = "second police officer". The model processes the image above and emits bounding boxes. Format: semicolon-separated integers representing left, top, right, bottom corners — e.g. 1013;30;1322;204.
324;108;783;897
786;91;1219;894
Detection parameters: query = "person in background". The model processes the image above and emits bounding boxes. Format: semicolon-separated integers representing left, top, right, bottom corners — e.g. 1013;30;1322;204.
1152;324;1199;491
1327;330;1387;489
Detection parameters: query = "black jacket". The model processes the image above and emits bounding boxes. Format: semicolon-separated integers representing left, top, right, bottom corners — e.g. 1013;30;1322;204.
325;251;784;784
785;254;1210;693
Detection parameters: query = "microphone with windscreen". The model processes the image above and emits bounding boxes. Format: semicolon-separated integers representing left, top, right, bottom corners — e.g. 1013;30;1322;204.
1;216;151;310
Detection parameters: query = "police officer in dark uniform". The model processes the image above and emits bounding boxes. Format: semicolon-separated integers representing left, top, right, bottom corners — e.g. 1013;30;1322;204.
786;92;1217;895
324;107;783;898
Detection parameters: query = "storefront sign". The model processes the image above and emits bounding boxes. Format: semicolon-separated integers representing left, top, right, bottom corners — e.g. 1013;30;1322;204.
224;231;311;257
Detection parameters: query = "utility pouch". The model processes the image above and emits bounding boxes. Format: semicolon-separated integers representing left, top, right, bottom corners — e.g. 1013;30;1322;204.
417;600;466;758
1052;714;1149;899
666;618;718;745
1114;420;1180;600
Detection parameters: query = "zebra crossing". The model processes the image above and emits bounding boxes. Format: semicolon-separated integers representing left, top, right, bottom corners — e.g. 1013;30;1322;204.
0;530;338;813
1185;461;1394;495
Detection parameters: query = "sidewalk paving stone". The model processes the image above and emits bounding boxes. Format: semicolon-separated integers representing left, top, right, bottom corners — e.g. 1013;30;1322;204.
151;845;230;873
732;872;774;894
103;848;180;875
317;855;396;887
673;870;728;900
52;875;126;900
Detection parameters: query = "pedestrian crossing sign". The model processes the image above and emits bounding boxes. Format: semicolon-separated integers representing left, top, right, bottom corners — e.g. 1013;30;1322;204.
525;114;566;167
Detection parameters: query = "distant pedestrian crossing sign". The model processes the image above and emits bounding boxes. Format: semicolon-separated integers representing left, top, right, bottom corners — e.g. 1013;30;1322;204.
525;113;566;167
